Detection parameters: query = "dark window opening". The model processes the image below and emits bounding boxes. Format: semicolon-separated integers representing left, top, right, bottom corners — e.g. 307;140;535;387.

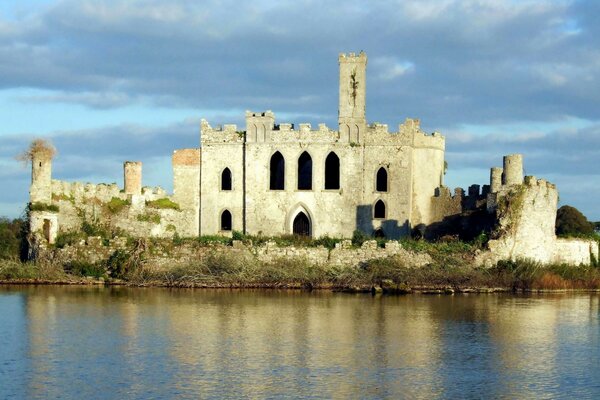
221;210;232;231
221;168;232;190
270;151;285;190
374;228;385;238
376;167;388;192
293;212;310;236
297;152;312;190
374;200;386;219
325;152;340;189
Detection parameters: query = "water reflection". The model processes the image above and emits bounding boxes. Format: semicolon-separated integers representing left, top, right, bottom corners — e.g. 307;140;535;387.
0;286;598;399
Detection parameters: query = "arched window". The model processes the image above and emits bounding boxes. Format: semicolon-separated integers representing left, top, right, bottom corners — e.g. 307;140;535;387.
293;212;311;236
374;200;386;219
221;168;232;191
297;151;312;190
374;228;385;238
270;151;285;190
324;152;340;189
376;167;388;192
221;210;232;231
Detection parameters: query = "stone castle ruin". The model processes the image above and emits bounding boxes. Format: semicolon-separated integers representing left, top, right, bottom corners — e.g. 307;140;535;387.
27;52;598;266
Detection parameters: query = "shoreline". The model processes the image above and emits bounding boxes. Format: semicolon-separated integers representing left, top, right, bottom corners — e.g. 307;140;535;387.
3;279;600;294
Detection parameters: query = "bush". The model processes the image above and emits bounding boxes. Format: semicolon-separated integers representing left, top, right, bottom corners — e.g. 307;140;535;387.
352;230;369;247
64;261;105;278
556;205;594;237
106;250;132;278
146;198;180;210
55;231;85;249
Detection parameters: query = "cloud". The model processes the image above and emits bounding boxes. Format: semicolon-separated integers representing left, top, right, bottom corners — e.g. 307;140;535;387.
0;0;598;129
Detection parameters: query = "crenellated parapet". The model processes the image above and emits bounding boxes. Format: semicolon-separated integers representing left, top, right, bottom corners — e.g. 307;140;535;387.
200;119;244;144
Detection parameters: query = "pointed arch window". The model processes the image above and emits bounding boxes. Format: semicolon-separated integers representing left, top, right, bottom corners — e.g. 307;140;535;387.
376;167;388;192
374;200;386;219
221;168;232;191
270;151;285;190
297;151;312;190
324;152;340;189
221;210;232;231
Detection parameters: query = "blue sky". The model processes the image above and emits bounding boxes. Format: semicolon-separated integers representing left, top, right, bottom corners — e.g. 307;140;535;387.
1;0;599;220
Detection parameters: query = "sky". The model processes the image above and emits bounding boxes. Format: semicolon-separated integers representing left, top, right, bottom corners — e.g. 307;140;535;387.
1;0;599;220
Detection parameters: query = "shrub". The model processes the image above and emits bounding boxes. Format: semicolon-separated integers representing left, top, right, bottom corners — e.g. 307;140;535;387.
64;261;105;278
146;198;180;210
55;231;85;249
352;230;369;247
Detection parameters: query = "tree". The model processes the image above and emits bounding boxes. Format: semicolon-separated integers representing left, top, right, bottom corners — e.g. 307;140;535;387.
0;218;25;260
555;205;594;237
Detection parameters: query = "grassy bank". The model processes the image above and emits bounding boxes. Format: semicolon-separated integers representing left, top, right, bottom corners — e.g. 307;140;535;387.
2;252;600;292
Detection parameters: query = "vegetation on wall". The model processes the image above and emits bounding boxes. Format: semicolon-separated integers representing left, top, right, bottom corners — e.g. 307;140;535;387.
105;197;130;214
29;202;59;212
16;138;56;163
137;213;161;224
147;198;180;210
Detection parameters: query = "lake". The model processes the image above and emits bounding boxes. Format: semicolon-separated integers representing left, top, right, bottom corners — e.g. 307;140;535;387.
1;286;599;399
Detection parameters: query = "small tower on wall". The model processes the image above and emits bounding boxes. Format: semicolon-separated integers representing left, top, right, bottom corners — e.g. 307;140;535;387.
29;140;55;204
338;51;367;143
26;139;58;245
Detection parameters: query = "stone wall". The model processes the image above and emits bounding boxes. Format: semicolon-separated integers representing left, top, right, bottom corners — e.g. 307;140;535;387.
33;237;432;272
477;177;598;266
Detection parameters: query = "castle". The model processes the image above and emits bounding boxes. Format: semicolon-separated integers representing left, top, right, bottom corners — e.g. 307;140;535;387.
27;52;598;266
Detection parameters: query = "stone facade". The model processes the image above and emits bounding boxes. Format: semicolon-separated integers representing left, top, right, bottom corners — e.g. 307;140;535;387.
200;52;445;239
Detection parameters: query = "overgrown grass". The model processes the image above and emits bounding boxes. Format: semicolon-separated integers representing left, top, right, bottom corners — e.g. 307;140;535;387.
0;259;69;281
105;197;130;214
29;202;59;212
146;198;180;210
137;213;161;224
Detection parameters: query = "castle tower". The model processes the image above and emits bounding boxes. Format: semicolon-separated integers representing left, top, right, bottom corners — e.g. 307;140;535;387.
30;148;53;204
338;52;367;143
502;154;523;186
124;161;142;195
490;167;503;193
245;110;275;143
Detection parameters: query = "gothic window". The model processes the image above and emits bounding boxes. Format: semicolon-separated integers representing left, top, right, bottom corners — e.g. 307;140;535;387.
270;151;285;190
221;168;232;191
221;210;232;231
324;152;340;189
376;167;388;192
374;200;386;219
297;151;312;190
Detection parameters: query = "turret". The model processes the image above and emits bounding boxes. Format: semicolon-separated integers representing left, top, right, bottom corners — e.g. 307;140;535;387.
490;167;503;193
245;110;275;143
30;142;54;204
502;154;523;186
338;51;367;143
124;161;142;195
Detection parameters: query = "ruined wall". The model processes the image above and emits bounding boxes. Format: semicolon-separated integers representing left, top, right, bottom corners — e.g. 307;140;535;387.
34;237;432;272
478;176;598;266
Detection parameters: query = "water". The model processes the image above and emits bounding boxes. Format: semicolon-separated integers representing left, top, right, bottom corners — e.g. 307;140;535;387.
1;286;599;399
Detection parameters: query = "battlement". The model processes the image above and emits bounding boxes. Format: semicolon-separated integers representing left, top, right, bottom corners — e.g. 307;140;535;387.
201;119;244;144
338;51;368;62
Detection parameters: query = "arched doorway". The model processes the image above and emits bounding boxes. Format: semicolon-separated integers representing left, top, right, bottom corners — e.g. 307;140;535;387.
293;212;310;236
